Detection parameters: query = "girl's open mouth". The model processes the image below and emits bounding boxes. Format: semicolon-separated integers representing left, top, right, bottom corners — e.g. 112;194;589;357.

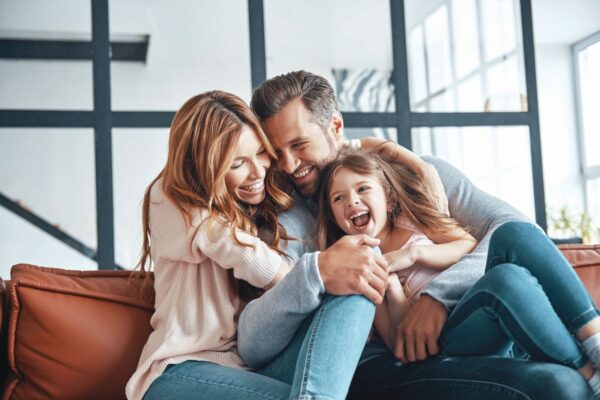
350;210;371;229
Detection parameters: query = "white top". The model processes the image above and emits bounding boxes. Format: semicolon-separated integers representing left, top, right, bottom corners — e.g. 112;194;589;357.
125;180;282;400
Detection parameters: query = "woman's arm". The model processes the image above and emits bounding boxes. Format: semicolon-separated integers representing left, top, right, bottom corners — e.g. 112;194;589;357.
195;216;289;289
361;137;429;175
361;137;449;215
264;258;292;289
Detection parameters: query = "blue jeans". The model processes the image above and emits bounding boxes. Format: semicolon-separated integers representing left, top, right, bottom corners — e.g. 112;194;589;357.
440;221;598;369
349;221;595;399
144;294;375;399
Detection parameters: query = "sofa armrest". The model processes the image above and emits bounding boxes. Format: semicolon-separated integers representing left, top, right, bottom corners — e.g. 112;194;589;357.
559;244;600;307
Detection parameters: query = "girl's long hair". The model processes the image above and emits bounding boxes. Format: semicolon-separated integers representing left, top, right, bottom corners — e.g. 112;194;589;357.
316;148;462;250
134;90;293;303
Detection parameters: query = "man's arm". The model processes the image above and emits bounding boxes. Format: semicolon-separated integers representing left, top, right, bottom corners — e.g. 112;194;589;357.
237;252;324;368
420;156;532;309
238;234;388;368
388;156;533;363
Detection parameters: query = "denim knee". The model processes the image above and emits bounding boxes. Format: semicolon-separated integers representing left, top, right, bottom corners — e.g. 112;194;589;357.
490;221;534;247
322;294;375;317
479;263;537;298
529;364;594;399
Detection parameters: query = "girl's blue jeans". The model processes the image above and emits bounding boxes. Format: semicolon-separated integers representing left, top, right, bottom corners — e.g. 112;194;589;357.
143;294;375;400
440;221;599;369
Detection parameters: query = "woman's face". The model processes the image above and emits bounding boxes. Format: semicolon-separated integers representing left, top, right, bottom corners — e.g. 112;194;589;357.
328;167;390;239
225;125;271;205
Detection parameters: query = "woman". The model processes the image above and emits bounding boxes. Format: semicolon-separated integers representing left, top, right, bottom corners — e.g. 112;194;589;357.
126;91;375;400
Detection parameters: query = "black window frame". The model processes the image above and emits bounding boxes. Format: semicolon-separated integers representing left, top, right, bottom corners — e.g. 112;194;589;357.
0;0;546;270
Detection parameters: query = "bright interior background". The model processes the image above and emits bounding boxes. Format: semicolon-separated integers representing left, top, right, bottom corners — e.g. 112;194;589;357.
0;0;599;276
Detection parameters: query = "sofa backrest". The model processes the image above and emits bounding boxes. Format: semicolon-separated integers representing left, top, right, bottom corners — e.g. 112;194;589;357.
0;245;598;399
559;244;600;306
0;264;154;400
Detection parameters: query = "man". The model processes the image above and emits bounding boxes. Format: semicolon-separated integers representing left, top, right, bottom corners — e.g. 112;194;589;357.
238;71;591;399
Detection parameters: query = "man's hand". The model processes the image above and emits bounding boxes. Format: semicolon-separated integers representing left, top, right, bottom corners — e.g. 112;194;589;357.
394;295;447;363
318;234;389;304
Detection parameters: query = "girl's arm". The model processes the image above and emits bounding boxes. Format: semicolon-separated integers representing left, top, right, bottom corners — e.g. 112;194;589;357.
375;275;410;351
414;226;478;270
374;302;394;350
385;228;477;272
361;137;449;214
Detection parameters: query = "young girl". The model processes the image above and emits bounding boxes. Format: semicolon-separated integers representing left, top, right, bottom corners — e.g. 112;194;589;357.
316;148;477;351
126;91;375;400
316;148;600;398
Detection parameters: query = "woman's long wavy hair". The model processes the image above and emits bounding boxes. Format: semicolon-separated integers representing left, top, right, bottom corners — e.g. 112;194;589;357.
316;148;462;250
134;90;293;303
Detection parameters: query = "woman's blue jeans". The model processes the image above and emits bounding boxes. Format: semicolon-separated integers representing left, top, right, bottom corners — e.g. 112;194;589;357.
440;221;599;369
143;294;375;400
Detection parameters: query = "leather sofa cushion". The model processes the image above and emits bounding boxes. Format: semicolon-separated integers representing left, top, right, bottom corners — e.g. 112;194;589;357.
559;244;600;307
4;264;154;400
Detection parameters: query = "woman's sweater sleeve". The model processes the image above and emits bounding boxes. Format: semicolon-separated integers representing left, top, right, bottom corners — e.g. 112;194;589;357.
237;252;325;368
195;217;282;289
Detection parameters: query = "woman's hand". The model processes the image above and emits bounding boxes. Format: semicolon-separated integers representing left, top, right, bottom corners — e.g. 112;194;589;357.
361;137;449;215
384;247;417;273
422;163;449;216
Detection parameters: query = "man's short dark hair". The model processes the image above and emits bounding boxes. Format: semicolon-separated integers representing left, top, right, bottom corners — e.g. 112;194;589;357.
251;70;339;129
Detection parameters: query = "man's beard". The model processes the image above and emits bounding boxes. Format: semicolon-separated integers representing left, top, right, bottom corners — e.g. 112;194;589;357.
290;169;320;198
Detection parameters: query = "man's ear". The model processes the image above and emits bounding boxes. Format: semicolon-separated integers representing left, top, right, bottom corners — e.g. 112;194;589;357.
331;111;344;142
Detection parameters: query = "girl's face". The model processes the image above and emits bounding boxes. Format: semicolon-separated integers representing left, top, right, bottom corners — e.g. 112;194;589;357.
328;167;390;239
225;124;271;205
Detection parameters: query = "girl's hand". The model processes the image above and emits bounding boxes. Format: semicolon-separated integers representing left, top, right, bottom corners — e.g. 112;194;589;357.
384;247;417;272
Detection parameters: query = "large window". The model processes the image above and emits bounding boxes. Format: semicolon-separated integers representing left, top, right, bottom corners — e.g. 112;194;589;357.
0;0;546;271
407;0;527;113
574;31;600;233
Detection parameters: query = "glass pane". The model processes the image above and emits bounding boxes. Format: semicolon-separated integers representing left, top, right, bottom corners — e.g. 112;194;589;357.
409;25;428;103
344;128;397;142
457;74;484;111
113;129;169;269
485;55;526;111
586;178;600;243
0;129;97;271
265;0;395;112
578;40;600;167
411;126;535;219
481;0;518;62
451;0;480;78
0;208;97;277
424;5;453;95
0;3;93;110
405;0;527;112
110;0;252;110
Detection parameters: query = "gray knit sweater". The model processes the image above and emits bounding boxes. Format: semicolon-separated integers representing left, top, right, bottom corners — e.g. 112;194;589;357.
237;156;530;368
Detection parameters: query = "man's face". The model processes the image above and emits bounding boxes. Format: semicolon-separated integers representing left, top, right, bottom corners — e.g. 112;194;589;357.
263;98;343;197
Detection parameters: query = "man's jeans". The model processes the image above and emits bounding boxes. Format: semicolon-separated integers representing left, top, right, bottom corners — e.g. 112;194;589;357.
144;294;375;400
350;221;596;399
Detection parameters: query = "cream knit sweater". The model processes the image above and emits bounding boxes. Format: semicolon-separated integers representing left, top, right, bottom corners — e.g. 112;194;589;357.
125;180;282;400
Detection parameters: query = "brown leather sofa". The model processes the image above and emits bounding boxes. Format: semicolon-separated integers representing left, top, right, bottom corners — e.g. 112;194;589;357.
0;244;598;399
